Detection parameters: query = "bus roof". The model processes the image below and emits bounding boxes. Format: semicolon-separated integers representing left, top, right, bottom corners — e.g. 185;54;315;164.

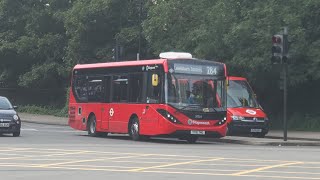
228;76;247;81
73;58;225;70
73;59;168;70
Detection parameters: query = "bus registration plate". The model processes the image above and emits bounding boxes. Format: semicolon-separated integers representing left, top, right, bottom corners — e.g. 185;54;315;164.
250;129;262;133
0;123;10;127
191;130;205;135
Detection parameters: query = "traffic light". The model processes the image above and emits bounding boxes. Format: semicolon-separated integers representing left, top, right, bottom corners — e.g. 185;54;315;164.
112;46;119;61
271;34;283;64
112;45;124;61
112;48;116;60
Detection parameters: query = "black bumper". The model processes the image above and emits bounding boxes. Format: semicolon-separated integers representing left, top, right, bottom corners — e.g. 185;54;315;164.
228;121;269;134
160;130;223;138
0;123;21;134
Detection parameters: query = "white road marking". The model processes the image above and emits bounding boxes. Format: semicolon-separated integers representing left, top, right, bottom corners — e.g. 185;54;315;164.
21;128;38;131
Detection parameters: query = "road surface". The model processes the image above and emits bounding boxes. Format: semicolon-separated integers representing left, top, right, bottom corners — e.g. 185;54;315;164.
0;122;319;180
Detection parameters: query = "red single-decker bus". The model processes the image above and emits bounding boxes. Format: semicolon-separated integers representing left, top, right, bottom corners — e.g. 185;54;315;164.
69;52;228;143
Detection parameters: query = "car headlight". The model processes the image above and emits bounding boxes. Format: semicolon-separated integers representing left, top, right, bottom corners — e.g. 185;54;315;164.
13;115;19;121
231;116;244;121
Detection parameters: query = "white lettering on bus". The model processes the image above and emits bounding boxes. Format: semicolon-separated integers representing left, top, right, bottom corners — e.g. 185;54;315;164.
189;120;210;125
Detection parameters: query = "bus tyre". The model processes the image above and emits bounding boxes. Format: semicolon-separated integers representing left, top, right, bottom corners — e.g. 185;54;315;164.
130;118;141;141
186;136;198;144
88;116;98;137
13;131;20;137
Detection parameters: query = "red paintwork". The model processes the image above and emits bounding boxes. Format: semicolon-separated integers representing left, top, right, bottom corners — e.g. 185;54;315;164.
68;59;227;137
227;108;266;123
228;76;246;81
69;102;227;136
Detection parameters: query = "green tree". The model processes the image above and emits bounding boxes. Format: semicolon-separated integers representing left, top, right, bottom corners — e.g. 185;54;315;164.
0;0;69;88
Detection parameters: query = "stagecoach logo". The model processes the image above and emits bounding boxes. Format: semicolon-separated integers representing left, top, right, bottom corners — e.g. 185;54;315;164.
109;108;114;117
246;109;257;115
187;119;210;126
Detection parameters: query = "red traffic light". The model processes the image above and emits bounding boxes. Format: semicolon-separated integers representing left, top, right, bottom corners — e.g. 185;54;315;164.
272;35;282;44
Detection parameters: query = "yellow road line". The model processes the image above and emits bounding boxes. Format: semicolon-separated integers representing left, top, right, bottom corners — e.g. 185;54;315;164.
1;163;320;179
36;154;152;168
33;151;90;157
232;162;303;176
0;157;31;160
129;157;224;172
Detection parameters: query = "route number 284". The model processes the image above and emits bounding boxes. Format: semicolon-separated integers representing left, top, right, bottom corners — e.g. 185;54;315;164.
207;67;217;75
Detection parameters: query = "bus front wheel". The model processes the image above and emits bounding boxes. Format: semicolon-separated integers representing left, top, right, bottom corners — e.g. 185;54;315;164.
129;118;141;141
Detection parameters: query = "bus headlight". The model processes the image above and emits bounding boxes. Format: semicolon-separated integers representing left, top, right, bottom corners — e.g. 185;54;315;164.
215;117;227;126
13;115;19;121
157;109;182;124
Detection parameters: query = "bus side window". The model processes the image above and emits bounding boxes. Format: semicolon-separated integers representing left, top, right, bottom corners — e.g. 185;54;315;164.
73;75;88;102
112;75;128;102
129;73;143;103
87;76;103;102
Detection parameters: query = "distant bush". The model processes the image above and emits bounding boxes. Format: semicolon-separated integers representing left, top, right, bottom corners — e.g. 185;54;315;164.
18;105;67;117
288;112;320;131
270;112;320;131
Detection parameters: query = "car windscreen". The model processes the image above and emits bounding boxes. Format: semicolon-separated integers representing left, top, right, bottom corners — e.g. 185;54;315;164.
227;80;259;108
0;97;13;109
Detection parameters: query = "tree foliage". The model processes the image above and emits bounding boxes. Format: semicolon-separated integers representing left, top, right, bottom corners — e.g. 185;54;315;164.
0;0;320;122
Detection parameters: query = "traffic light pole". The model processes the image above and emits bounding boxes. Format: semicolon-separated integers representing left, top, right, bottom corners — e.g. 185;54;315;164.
283;62;288;141
272;27;288;141
283;27;288;141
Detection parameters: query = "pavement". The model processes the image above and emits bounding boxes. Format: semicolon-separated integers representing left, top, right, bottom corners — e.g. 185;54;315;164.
19;112;320;146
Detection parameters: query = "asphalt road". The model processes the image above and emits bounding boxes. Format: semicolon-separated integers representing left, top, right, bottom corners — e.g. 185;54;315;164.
0;122;320;180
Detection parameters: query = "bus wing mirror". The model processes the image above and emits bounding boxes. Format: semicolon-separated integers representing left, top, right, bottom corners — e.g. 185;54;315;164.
152;74;159;86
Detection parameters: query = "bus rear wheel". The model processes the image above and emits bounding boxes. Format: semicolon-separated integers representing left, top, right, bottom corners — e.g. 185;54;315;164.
129;118;141;141
88;116;98;137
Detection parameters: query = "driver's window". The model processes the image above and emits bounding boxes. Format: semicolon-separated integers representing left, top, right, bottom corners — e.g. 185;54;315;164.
167;74;177;102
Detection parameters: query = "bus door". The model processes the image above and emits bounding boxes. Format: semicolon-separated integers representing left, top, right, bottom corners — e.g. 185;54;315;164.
141;73;161;134
101;76;111;130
